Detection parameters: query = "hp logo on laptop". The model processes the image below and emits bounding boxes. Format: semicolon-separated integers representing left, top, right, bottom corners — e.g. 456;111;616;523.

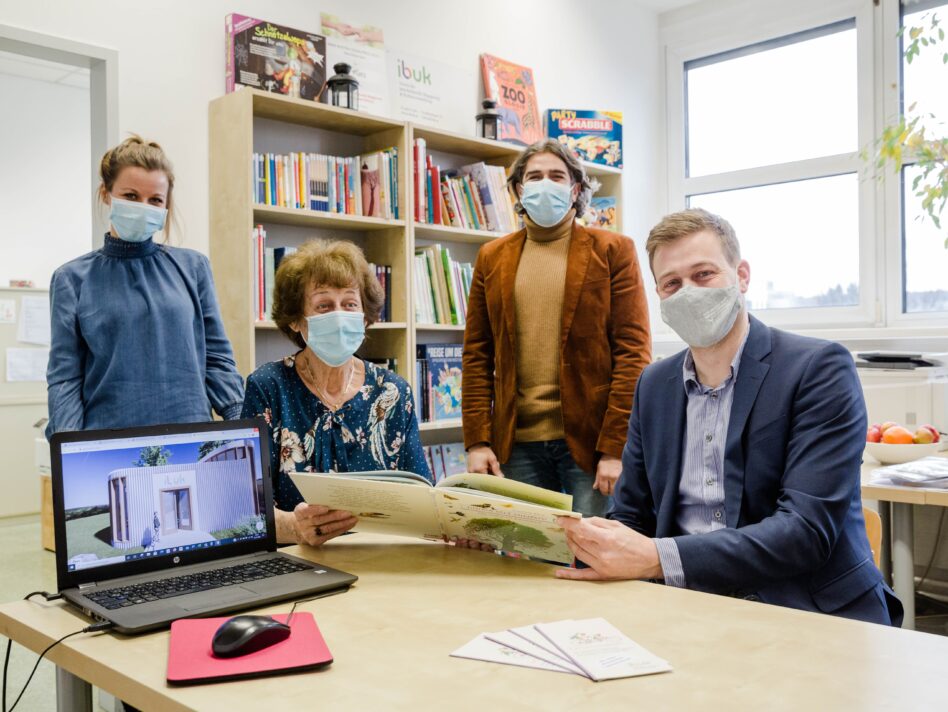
173;556;180;564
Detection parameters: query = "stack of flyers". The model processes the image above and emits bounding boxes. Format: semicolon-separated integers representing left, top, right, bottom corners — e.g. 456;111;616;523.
873;456;948;489
450;618;671;681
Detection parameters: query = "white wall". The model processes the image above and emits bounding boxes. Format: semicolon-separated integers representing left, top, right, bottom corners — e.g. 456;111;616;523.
0;0;663;266
0;71;90;288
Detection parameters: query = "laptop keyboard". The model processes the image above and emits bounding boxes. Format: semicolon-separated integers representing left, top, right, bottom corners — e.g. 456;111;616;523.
84;558;310;610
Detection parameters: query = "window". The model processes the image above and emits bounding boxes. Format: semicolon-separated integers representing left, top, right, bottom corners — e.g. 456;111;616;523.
686;23;857;177
900;0;948;314
691;175;859;310
678;17;868;322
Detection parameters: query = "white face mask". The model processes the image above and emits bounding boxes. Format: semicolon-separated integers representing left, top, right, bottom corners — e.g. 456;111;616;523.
660;284;743;348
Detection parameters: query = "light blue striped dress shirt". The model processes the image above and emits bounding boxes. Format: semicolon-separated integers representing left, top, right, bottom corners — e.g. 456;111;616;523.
653;332;748;588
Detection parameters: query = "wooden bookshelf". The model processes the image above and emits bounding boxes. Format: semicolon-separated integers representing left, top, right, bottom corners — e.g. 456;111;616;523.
254;320;408;331
252;205;405;231
413;223;500;245
415;323;466;332
209;89;410;380
208;91;624;444
418;418;464;432
407;126;625;439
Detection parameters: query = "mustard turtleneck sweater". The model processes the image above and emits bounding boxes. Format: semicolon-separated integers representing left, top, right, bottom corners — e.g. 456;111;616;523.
513;209;576;442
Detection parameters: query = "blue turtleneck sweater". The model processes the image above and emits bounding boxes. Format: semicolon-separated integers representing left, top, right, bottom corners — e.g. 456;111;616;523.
45;235;244;438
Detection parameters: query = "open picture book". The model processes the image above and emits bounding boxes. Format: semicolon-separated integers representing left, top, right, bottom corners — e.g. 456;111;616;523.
289;471;580;564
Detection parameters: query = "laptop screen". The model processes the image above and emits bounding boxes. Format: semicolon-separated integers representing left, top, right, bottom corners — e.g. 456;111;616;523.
58;425;267;576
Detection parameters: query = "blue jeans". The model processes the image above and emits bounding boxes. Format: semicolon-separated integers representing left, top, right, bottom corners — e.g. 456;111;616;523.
502;440;610;517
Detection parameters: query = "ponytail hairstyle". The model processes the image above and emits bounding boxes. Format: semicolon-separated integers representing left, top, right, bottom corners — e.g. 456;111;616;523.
98;135;176;241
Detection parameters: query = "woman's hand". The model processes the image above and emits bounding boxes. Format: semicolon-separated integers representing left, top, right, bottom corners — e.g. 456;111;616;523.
292;503;358;546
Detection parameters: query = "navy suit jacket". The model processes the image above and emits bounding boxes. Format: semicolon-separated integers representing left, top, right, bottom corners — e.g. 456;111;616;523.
611;316;901;623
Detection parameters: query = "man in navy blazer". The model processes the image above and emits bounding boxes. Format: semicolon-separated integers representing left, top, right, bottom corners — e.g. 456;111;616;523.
557;209;902;626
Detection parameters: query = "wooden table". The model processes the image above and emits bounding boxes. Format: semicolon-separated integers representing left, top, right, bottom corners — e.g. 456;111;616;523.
861;457;948;630
3;534;948;711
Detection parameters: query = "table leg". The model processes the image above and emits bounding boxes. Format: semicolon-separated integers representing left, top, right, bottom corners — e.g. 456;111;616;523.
56;665;92;712
878;501;892;584
891;502;915;631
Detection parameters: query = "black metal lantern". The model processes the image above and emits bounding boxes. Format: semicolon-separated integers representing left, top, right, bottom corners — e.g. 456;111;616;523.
476;99;501;140
327;62;359;110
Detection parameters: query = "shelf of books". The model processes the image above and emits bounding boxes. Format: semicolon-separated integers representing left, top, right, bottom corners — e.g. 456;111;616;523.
408;124;519;443
407;125;624;445
209;88;410;380
208;89;624;457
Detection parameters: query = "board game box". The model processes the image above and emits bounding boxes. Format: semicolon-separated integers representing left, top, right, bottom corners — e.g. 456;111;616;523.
226;14;327;102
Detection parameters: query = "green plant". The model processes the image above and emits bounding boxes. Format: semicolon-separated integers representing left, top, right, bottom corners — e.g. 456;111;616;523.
871;11;947;244
134;445;171;467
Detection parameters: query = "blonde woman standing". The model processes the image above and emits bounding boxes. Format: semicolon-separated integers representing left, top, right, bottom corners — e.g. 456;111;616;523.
46;136;243;437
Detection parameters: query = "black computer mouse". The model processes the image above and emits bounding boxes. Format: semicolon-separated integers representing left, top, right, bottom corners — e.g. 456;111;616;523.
211;615;291;657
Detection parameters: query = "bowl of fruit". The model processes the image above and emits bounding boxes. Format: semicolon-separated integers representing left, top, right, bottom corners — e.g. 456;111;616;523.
864;422;942;465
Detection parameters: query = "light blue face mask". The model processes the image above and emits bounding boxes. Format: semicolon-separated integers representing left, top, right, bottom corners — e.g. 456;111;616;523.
109;197;167;243
520;178;574;228
305;311;366;367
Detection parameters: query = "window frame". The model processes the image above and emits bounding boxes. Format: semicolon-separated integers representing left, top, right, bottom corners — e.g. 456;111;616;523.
661;0;887;340
882;0;948;326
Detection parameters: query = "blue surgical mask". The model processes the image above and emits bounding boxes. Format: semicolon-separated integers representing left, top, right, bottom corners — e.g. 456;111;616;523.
660;284;743;348
305;311;365;367
520;179;573;228
109;197;167;243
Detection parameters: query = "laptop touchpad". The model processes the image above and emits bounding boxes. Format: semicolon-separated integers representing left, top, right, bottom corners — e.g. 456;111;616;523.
179;586;258;612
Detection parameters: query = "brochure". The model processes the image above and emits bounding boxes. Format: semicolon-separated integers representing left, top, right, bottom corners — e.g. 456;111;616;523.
483;629;585;675
450;634;571;673
534;618;672;681
452;618;672;681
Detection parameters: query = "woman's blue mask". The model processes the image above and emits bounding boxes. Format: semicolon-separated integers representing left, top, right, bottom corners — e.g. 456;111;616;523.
305;311;366;367
520;178;573;227
109;197;167;243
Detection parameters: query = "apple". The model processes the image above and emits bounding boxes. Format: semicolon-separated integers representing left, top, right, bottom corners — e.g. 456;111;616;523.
866;425;883;443
882;426;914;444
913;428;935;444
920;424;940;443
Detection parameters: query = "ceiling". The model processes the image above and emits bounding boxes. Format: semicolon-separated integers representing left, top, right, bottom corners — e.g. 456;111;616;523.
634;0;702;12
0;49;89;89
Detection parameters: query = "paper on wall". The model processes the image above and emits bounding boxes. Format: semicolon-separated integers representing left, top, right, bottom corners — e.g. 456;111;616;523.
321;13;390;116
0;299;15;324
16;295;51;346
386;48;475;134
6;348;49;382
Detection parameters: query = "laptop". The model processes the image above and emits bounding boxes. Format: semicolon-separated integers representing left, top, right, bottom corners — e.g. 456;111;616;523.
50;418;358;634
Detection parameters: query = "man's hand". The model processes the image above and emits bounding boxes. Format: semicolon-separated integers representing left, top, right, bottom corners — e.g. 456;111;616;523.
593;455;622;496
293;503;358;547
554;517;663;581
466;444;504;477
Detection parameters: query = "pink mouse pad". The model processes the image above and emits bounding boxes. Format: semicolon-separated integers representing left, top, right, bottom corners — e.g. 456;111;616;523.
167;612;332;685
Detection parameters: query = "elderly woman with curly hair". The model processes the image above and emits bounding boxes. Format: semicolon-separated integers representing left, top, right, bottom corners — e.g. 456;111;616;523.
241;239;431;547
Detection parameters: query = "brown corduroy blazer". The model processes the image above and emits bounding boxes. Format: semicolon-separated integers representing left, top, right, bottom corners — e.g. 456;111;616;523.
461;221;652;474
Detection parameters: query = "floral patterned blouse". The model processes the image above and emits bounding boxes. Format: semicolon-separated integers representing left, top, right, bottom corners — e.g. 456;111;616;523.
241;355;433;511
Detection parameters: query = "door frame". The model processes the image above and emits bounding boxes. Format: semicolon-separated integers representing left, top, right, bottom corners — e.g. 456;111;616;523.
0;24;118;244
